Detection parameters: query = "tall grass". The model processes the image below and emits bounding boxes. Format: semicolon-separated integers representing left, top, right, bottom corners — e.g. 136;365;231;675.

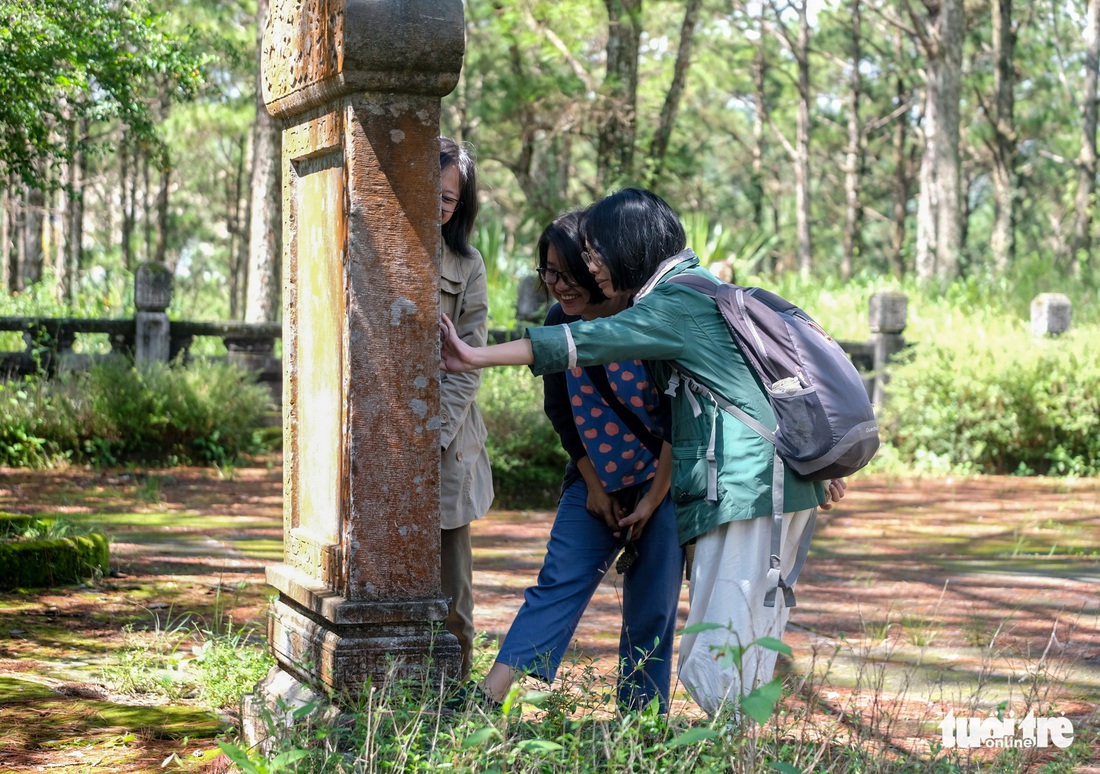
219;611;1094;774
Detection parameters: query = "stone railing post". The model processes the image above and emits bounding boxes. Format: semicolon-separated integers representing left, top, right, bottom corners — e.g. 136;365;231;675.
869;290;907;411
515;274;548;325
243;0;466;734
1030;293;1072;337
134;263;173;365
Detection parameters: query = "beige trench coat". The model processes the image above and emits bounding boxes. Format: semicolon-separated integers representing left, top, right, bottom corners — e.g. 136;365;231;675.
439;245;494;529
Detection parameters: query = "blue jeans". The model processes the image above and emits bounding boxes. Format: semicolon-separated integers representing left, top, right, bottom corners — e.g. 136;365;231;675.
495;478;684;712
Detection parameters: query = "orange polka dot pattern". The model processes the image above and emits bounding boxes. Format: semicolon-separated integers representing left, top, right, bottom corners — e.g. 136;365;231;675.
567;361;666;493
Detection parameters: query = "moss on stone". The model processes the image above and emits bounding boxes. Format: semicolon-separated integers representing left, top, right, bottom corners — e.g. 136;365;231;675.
0;514;110;590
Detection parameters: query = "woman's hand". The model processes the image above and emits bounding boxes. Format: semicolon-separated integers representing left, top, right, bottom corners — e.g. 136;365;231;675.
617;493;659;539
440;314;479;373
819;477;847;510
586;487;623;531
440;315;535;372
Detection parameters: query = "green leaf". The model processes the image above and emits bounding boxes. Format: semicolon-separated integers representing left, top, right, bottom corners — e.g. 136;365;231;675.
740;677;784;725
663;727;720;748
520;690;553;706
769;762;803;774
515;739;564;754
461;726;501;748
269;749;309;771
215;741;259;774
681;622;727;635
752;636;793;656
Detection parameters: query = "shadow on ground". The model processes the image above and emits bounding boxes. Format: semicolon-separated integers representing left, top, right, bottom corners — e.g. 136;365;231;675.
0;462;1097;771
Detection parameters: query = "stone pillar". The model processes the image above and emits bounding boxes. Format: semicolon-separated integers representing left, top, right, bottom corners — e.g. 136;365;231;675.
248;0;465;723
134;263;173;364
1030;293;1072;337
515;274;549;325
868;290;907;410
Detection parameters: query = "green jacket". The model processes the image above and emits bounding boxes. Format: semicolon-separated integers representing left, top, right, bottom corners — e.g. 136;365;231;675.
527;251;825;545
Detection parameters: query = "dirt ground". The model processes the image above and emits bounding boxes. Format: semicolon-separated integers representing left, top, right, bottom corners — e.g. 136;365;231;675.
0;460;1097;772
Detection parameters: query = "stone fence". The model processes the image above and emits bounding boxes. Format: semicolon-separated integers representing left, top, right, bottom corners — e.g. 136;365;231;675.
0;264;283;402
0;266;1077;414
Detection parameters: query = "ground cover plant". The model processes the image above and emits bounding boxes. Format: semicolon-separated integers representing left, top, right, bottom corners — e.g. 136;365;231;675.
0;357;276;469
0;462;1095;773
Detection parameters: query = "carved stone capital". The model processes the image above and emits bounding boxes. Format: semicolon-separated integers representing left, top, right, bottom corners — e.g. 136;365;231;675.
262;0;465;118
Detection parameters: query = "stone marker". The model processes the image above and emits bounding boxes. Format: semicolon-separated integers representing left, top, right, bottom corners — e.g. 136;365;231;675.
134;262;173;364
243;0;465;736
868;290;907;411
1030;293;1073;337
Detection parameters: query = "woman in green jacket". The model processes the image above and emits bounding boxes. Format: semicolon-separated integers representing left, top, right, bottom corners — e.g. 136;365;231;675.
440;187;844;716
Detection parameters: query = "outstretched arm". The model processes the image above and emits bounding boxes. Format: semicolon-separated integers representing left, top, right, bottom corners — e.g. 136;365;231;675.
440;313;533;372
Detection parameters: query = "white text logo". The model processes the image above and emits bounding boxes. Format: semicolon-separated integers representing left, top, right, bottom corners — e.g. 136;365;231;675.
939;710;1074;749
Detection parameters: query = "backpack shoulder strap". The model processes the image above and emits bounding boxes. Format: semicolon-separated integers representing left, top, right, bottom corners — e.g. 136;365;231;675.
666;272;721;296
584;365;665;458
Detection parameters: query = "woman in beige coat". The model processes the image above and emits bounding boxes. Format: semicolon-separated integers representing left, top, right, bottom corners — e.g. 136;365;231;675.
438;137;494;680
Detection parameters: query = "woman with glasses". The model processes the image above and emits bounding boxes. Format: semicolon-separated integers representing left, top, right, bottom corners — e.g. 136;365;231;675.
441;188;845;716
438;137;494;682
450;211;683;714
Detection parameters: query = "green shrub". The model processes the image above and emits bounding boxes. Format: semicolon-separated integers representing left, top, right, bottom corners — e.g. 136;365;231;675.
478;368;568;509
881;326;1099;476
0;358;276;468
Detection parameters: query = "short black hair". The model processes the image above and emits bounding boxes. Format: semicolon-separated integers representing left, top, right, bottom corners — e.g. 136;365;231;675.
537;210;607;305
440;137;480;260
580;188;686;293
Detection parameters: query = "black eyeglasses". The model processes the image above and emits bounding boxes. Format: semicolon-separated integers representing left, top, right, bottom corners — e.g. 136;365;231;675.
442;195;461;214
536;266;579;288
581;247;604;268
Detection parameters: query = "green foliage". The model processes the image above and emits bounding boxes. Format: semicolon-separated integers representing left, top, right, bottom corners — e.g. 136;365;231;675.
104;615;273;711
881;328;1099;476
191;626;274;710
0;358;276;468
478;368;568;509
0;0;209;185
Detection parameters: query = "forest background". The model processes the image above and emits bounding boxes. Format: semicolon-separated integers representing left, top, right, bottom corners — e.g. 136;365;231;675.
2;0;1099;493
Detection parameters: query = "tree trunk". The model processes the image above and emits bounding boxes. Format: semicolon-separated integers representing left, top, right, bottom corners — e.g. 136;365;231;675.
794;0;813;273
989;0;1017;272
841;0;863;280
934;0;964;280
891;58;909;280
1;184;10;292
120;130;135;272
49;182;65;297
13;187;26;292
596;0;642;187
67;117;88;302
228;136;246;319
750;21;767;237
648;0;702;184
912;0;963;281
245;0;283;324
22;181;45;287
154;91;172;268
1070;0;1100;276
142;149;152;264
915;72;938;280
154;157;170;267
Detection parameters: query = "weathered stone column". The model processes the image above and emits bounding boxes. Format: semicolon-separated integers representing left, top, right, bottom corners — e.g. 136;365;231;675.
134;263;173;364
1030;293;1072;337
247;0;465;722
868;290;907;411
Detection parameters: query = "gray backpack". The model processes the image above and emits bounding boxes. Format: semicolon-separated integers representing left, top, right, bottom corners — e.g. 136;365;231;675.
667;273;880;606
